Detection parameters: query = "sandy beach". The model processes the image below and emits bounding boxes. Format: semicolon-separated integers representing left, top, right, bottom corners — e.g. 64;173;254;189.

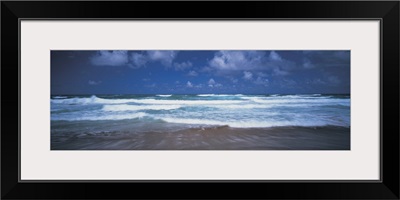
51;125;350;150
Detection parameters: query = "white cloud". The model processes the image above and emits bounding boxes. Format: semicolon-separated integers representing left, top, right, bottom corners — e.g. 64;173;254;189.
88;80;101;85
207;51;294;76
89;50;181;69
269;51;282;61
243;71;253;80
186;81;193;87
187;70;198;76
130;53;148;68
208;51;264;71
90;51;129;66
174;61;192;71
229;77;238;83
303;58;314;69
273;68;289;76
208;78;216;85
207;78;222;88
147;51;177;66
257;72;268;77
106;50;179;69
195;84;204;88
254;77;269;86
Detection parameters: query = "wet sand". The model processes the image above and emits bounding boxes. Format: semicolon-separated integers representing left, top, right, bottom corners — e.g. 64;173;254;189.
51;126;350;150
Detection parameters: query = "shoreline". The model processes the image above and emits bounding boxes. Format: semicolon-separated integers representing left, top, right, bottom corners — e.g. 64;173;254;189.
51;125;350;150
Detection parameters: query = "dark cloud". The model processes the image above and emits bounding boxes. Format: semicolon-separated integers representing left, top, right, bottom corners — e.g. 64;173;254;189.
302;51;350;69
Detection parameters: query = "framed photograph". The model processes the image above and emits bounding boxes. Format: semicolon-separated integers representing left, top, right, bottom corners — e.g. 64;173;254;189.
2;1;399;199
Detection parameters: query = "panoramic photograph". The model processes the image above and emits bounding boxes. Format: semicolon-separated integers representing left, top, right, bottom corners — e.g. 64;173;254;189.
51;50;350;150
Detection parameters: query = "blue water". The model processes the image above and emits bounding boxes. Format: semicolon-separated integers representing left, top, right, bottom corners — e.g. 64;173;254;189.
51;94;350;131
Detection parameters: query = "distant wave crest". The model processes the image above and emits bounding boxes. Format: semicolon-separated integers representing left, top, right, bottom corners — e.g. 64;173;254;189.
156;95;172;97
102;104;181;111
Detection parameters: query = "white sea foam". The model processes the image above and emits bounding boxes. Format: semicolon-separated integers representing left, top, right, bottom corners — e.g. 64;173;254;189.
51;95;246;105
102;104;181;111
156;95;172;97
53;96;68;99
52;112;148;121
197;94;244;97
102;103;273;111
197;94;216;97
51;94;350;127
241;96;349;105
127;99;246;105
159;117;334;128
206;104;273;109
51;95;152;105
51;95;135;105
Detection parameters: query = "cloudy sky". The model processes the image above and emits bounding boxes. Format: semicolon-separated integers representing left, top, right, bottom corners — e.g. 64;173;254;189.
51;50;350;95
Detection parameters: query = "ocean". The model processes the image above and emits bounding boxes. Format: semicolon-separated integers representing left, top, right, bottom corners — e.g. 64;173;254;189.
51;94;350;150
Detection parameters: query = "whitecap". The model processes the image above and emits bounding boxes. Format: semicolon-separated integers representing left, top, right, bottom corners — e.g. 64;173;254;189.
102;104;181;112
156;95;172;97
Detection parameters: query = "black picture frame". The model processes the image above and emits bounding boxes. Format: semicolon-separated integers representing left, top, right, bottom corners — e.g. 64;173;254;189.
2;1;399;199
